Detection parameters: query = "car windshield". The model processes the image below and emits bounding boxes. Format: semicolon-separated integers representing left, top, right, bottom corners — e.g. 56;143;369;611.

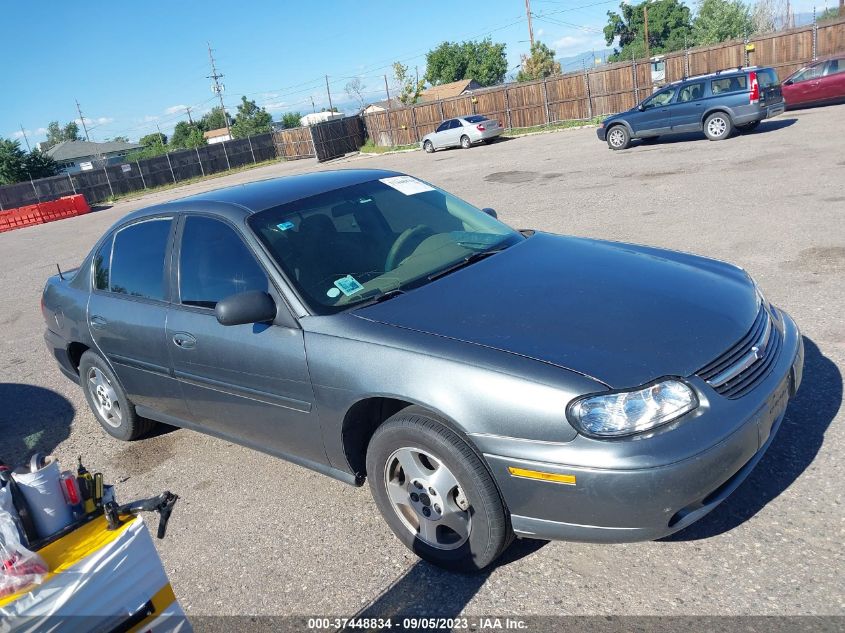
248;176;522;314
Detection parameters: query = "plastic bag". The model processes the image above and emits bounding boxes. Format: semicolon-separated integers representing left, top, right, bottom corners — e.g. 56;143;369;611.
0;508;48;599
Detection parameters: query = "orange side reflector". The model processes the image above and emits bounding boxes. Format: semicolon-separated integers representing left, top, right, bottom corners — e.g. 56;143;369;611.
507;467;576;485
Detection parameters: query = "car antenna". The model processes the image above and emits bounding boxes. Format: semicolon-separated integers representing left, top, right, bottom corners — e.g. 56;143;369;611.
56;263;64;280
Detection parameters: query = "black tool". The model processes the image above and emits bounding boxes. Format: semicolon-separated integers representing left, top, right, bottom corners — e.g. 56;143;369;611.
93;472;104;507
104;491;179;539
77;456;95;514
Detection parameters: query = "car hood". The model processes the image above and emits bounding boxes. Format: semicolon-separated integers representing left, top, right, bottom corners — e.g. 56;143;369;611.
353;233;758;388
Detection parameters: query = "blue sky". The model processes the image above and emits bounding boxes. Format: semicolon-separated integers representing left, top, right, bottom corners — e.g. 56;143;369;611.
0;0;823;144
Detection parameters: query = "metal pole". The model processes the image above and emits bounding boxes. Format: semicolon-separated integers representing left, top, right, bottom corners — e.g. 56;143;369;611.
583;60;593;120
812;8;818;61
524;0;534;47
221;140;231;170
103;166;114;199
19;124;31;152
67;172;76;195
136;162;146;189
541;78;551;124
504;89;512;129
325;75;334;111
195;147;205;177
75;99;90;141
632;49;639;102
165;151;176;183
247;135;256;163
30;175;42;204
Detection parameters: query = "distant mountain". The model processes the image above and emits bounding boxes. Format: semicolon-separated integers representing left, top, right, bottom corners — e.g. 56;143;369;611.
557;48;616;73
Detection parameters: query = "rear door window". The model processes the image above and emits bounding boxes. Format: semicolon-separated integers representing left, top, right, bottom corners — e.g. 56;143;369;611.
107;218;172;300
711;75;747;94
179;216;268;309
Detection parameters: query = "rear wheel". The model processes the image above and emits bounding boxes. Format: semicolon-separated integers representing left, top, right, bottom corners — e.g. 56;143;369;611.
737;120;761;133
79;351;155;441
606;125;631;150
366;407;513;572
704;112;733;140
460;135;471;149
423;140;434;153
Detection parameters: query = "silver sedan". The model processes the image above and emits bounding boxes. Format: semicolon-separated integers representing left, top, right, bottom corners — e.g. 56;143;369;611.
421;115;503;152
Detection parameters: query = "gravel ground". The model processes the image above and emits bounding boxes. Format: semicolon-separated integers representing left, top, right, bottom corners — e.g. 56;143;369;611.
1;106;843;621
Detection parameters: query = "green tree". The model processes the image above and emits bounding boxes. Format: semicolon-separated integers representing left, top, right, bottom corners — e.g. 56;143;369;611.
43;120;82;149
425;38;508;87
140;132;167;147
393;62;425;105
604;0;693;61
281;112;303;128
0;139;57;185
170;121;206;148
230;96;273;138
516;41;561;82
693;0;753;45
199;106;231;132
107;135;130;143
818;7;840;21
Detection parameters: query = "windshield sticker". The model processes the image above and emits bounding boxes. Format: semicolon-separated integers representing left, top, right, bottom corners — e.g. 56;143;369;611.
276;221;295;231
380;176;434;196
333;275;365;297
326;287;341;298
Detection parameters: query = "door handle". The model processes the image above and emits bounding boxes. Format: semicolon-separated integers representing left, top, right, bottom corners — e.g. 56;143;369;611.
171;332;197;349
89;315;107;330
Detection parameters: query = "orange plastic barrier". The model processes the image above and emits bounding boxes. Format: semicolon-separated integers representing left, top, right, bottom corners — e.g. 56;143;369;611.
0;194;90;233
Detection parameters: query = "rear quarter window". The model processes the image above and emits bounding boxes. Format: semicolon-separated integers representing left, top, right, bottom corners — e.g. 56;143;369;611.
711;75;747;94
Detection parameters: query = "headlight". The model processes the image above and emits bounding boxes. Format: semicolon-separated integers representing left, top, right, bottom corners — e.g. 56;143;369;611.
568;379;698;438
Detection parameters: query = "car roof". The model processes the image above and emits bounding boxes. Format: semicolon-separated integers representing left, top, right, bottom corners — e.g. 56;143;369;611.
117;168;404;225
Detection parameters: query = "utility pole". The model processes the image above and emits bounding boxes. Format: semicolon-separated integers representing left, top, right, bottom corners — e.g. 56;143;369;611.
207;42;231;139
383;74;392;106
840;0;844;18
415;66;419;85
310;96;316;113
75;99;90;141
185;106;194;124
325;75;334;112
524;0;534;47
643;4;650;62
19;124;31;151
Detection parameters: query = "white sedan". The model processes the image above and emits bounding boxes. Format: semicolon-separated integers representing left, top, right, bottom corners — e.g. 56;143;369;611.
421;115;503;153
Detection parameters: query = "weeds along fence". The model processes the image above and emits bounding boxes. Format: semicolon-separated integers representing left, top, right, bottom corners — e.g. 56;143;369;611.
364;16;845;147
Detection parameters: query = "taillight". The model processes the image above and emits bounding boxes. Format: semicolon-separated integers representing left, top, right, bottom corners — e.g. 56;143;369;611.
749;71;759;104
476;124;485;131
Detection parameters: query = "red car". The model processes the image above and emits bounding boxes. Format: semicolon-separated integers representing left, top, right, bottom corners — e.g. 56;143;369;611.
782;56;845;109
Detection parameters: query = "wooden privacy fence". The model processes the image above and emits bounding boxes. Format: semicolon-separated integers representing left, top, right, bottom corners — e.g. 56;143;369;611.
272;116;366;162
364;16;845;147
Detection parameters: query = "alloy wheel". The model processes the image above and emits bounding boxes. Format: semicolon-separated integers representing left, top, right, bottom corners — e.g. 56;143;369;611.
708;116;727;137
608;128;625;147
87;367;123;428
383;446;471;550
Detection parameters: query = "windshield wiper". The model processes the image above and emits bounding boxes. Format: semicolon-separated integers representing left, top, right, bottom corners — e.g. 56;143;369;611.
350;288;405;309
427;248;506;282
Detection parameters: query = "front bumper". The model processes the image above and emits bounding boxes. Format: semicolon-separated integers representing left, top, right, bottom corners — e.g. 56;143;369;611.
476;310;803;543
596;127;607;141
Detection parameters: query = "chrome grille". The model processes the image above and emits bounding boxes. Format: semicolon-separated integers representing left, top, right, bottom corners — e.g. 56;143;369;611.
697;307;782;399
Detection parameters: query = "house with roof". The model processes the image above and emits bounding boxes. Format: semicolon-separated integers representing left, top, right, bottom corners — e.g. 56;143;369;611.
420;79;482;102
203;127;231;144
46;139;143;173
361;98;404;114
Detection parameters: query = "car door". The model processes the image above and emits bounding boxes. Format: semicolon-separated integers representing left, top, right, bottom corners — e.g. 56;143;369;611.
631;87;676;136
670;81;706;132
819;58;845;103
787;62;825;105
431;120;451;148
166;214;323;463
442;119;463;147
88;216;187;418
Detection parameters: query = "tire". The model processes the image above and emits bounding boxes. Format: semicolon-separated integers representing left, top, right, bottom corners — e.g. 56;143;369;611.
737;120;761;133
366;406;513;572
79;351;155;441
460;135;471;149
423;140;434;153
704;112;733;140
606;125;631;150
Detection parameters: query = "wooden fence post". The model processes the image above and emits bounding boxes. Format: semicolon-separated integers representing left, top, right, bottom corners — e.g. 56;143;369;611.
504;89;512;129
410;106;419;143
541;78;551;124
583;61;593;119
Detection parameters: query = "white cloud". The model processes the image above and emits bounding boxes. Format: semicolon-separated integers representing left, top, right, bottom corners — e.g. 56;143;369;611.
12;129;28;139
263;101;289;112
35;127;47;135
536;28;545;38
142;115;160;123
74;116;114;126
552;34;607;57
165;104;188;115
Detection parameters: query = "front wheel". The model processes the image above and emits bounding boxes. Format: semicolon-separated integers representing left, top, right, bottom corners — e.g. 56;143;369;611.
606;125;631;150
460;135;471;149
366;407;513;572
704;112;733;140
423;140;434;153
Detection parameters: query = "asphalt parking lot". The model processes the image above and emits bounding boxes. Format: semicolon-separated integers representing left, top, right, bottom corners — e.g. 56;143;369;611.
1;105;843;620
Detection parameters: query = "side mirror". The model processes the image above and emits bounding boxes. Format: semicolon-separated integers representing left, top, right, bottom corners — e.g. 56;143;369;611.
215;291;277;326
481;207;498;219
637;104;645;111
783;79;793;86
